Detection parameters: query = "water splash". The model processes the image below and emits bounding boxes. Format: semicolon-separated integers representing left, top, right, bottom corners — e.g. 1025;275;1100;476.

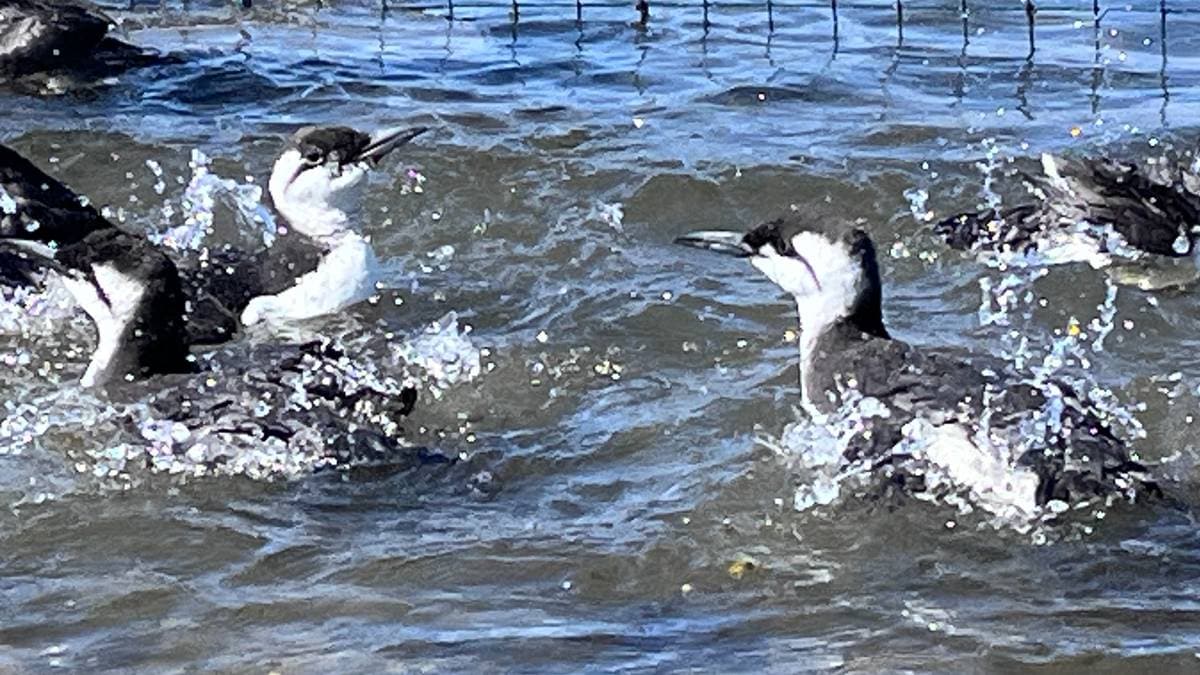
591;201;625;233
759;393;891;513
903;187;931;223
0;184;17;214
1;318;485;488
391;312;482;398
149;148;277;252
975;137;1006;214
0;278;83;336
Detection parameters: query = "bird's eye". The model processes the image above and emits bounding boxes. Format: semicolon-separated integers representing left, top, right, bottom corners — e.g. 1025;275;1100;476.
303;149;324;164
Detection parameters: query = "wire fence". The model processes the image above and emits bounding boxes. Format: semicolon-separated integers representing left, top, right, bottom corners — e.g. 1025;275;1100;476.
226;1;1178;55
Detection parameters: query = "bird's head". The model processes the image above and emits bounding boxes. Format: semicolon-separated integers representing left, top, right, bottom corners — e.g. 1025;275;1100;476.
675;215;887;338
268;125;427;244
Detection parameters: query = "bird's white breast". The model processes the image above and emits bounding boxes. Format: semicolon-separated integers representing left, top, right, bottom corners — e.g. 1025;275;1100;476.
240;233;379;327
60;263;146;388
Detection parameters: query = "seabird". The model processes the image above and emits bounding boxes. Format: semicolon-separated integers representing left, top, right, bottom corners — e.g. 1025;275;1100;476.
936;153;1200;267
0;0;170;84
1;124;427;349
675;216;1159;514
237;125;427;328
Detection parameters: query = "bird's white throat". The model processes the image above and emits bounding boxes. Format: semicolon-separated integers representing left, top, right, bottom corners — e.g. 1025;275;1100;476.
748;239;864;406
793;294;852;406
268;149;370;245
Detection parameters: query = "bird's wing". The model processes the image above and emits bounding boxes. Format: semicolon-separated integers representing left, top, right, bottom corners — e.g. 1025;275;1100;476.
1023;154;1200;256
933;203;1047;254
176;234;325;345
984;378;1158;504
936;153;1200;258
821;336;1156;505
807;333;988;464
0;143;113;245
818;336;989;422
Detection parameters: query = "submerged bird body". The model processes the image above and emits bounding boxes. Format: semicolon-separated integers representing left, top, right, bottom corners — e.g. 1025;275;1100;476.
677;217;1157;512
937;153;1200;264
132;336;429;476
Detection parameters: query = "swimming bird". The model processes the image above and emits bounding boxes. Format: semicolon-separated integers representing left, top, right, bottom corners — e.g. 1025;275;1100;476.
179;125;428;340
0;0;169;84
936;153;1200;267
1;124;427;347
676;216;1158;514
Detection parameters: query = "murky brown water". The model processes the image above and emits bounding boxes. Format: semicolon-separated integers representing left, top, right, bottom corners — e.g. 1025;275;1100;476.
3;1;1200;671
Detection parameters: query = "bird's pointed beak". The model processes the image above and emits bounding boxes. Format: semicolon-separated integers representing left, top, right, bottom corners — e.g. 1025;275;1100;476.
354;126;429;164
0;239;64;267
674;230;754;258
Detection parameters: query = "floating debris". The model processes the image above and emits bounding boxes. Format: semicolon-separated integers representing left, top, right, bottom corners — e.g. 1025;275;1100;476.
727;555;761;580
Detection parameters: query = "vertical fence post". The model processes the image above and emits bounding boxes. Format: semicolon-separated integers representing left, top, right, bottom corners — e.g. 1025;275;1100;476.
447;0;454;21
767;0;774;33
896;1;903;44
576;0;582;23
1160;0;1168;50
1160;0;1169;81
703;0;710;31
637;0;649;25
1160;0;1169;124
511;0;519;24
831;0;839;45
960;0;968;45
1025;0;1036;56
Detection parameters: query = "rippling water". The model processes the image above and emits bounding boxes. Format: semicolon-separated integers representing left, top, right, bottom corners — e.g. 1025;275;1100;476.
3;0;1200;671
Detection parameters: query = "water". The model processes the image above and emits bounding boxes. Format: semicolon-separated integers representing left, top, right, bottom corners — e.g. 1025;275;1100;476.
3;0;1200;670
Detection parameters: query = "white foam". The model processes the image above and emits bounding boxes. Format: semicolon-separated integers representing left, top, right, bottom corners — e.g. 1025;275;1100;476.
391;312;483;396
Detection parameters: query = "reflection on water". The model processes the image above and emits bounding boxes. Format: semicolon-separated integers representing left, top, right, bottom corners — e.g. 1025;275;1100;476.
2;0;1200;671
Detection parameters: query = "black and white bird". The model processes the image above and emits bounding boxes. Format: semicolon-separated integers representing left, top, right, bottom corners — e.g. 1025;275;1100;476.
1;124;427;381
936;153;1200;267
676;216;1159;514
0;0;170;84
190;125;428;336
